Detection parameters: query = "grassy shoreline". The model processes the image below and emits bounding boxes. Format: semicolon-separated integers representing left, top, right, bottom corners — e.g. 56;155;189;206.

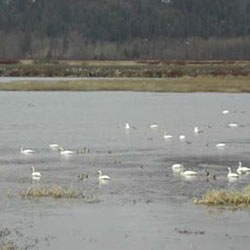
0;75;250;92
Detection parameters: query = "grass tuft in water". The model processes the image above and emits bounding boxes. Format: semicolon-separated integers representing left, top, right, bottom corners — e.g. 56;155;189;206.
194;185;250;207
20;185;100;202
0;228;16;250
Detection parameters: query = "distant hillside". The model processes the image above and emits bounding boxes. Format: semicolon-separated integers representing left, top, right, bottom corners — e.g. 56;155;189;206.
0;0;250;59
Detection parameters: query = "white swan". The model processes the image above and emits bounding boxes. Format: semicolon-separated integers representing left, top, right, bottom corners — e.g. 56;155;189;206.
59;147;74;155
20;146;34;154
227;167;239;179
228;123;238;128
49;144;60;149
125;123;130;130
216;143;226;148
237;162;250;174
179;135;186;141
31;166;41;178
149;124;158;129
180;168;198;176
222;110;229;114
163;131;173;139
194;127;199;133
172;163;184;172
98;170;111;180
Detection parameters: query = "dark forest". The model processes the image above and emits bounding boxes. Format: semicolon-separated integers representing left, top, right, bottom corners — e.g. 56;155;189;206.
1;0;250;59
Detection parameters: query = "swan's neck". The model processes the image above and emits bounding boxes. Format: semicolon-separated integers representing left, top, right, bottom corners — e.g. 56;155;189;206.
239;162;242;168
228;168;232;174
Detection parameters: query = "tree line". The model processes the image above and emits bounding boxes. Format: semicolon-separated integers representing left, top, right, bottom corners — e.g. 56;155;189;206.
0;0;250;59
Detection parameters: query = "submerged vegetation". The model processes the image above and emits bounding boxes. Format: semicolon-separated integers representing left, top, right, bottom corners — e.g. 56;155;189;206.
194;186;250;207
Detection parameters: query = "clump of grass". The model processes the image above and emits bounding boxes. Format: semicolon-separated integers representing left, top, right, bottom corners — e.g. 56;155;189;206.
194;185;250;207
20;185;79;199
0;241;16;250
0;228;16;250
19;185;100;202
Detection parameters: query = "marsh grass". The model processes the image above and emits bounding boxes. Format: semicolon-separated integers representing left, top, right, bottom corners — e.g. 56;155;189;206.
0;228;16;250
20;185;99;202
194;186;250;207
1;76;250;92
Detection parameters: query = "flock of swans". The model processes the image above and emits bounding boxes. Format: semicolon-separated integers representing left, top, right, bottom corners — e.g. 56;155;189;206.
125;108;249;182
21;108;247;183
21;144;111;181
171;161;250;181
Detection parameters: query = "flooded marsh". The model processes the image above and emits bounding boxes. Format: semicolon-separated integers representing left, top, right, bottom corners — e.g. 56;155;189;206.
1;91;250;249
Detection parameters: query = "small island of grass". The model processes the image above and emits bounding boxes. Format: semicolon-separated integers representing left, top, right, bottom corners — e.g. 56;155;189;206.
194;185;250;207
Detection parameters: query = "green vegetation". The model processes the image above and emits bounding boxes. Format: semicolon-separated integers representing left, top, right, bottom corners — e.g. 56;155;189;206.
0;0;250;59
194;186;250;207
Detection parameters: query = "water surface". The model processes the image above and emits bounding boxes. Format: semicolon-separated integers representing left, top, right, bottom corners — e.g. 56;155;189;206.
0;91;250;249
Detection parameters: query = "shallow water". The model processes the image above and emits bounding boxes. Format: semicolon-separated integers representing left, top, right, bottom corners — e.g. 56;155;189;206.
1;91;250;249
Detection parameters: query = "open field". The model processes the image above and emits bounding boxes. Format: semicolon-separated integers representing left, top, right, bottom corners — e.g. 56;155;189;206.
0;59;250;92
0;76;250;92
0;59;250;78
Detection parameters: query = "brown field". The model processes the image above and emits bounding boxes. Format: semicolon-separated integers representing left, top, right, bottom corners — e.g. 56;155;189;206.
0;76;249;92
0;59;250;92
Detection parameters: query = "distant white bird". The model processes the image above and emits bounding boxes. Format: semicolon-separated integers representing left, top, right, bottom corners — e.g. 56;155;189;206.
31;166;41;178
216;143;226;148
179;135;186;141
125;123;130;130
20;146;35;154
228;123;238;128
227;167;239;179
59;147;74;155
172;163;184;172
149;124;158;129
49;144;60;149
163;131;173;139
194;127;199;133
180;168;198;176
237;161;250;174
98;170;111;180
222;110;230;114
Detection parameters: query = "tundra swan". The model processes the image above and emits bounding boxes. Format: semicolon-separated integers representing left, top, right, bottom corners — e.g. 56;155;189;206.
172;163;184;172
59;147;74;155
20;147;34;154
31;166;41;178
179;135;186;141
236;162;250;174
98;170;111;180
227;167;239;179
180;168;198;176
163;131;173;139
